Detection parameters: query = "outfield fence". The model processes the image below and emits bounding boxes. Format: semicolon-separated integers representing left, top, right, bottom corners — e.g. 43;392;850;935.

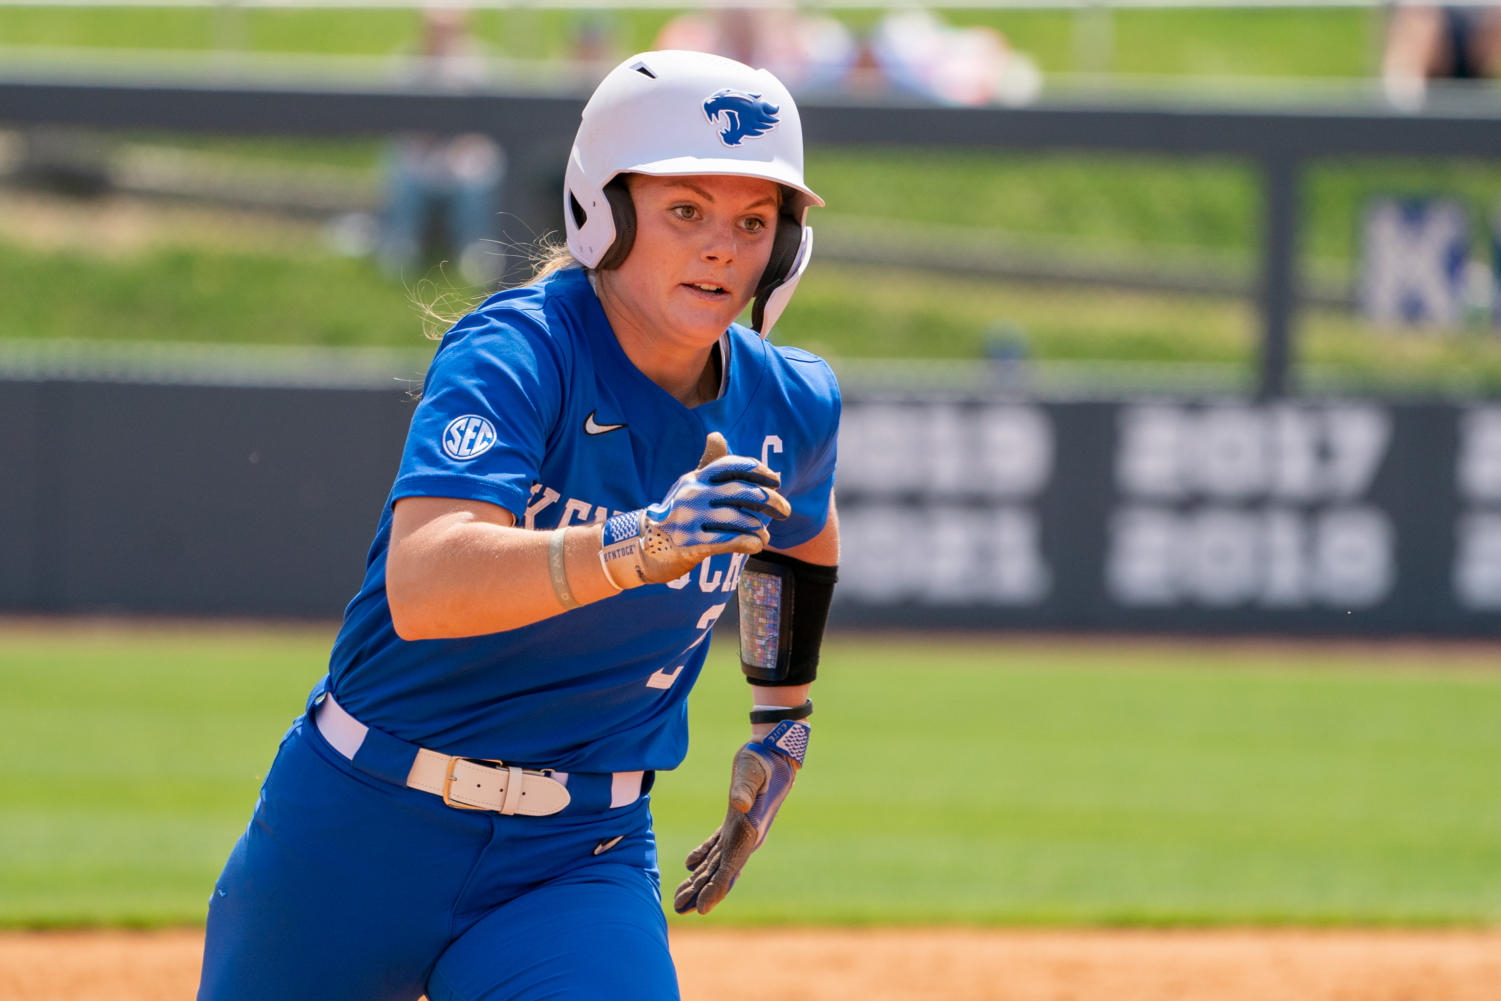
3;373;1497;635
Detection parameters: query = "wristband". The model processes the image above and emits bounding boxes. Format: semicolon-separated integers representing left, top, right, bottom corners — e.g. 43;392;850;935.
548;527;579;610
758;719;811;767
599;509;647;590
597;549;624;593
749;699;813;725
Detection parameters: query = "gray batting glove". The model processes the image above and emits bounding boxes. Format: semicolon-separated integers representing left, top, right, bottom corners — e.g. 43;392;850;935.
600;432;791;589
673;720;810;915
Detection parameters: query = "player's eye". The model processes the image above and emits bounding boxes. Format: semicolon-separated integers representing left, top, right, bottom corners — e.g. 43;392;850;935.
741;216;769;234
671;204;699;221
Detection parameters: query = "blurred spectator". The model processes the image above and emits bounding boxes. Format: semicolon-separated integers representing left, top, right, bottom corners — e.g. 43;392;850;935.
653;4;1040;107
653;3;858;93
984;320;1031;393
379;7;506;285
569;13;624;81
1382;3;1501;110
862;8;1042;107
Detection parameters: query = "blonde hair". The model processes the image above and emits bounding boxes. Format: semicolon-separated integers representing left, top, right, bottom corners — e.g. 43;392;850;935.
415;239;582;341
528;241;582;285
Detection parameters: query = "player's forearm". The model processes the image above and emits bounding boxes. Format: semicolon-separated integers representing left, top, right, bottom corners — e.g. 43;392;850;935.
388;521;617;639
749;684;811;739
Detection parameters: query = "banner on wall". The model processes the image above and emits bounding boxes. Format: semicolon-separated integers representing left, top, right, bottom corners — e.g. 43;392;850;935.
1359;197;1470;328
834;396;1500;635
0;379;1497;635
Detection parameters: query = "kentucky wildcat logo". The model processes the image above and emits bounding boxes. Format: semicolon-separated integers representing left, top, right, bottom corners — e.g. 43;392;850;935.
702;89;780;147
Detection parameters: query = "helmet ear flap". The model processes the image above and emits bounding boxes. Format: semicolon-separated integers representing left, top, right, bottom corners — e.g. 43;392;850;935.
595;176;636;271
751;205;804;334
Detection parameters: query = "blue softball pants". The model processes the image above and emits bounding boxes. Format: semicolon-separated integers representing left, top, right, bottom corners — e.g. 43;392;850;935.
197;711;678;1001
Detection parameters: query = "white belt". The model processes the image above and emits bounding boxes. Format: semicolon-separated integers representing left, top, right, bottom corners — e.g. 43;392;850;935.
314;694;643;815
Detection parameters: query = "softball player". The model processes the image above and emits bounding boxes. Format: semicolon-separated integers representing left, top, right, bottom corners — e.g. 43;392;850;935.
198;49;840;1001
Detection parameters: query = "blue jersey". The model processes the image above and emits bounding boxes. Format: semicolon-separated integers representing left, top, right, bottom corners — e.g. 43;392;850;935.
321;267;839;774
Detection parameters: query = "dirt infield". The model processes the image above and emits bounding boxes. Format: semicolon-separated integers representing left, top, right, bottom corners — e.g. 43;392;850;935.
4;928;1500;1001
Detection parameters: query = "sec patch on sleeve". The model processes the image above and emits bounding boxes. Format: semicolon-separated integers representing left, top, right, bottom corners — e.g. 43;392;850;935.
442;415;498;460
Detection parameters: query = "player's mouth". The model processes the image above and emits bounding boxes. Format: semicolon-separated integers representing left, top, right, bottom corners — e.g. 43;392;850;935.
682;281;731;300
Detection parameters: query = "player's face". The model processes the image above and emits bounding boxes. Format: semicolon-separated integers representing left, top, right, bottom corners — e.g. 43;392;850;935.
605;173;780;352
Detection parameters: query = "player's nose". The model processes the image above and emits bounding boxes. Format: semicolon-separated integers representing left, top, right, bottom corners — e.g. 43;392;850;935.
698;218;738;264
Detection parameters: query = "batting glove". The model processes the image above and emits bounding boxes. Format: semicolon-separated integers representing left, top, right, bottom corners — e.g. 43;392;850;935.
600;432;790;589
673;720;810;915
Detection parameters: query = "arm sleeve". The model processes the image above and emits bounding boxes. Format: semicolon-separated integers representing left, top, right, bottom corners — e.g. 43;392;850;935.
391;308;567;521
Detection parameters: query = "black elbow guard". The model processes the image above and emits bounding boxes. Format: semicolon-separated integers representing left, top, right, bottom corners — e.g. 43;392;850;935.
738;550;838;686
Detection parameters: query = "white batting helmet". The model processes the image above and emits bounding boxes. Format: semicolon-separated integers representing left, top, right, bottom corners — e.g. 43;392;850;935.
564;49;823;336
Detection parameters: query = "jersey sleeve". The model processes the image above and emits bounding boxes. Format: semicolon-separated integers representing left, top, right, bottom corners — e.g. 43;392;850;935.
768;352;841;550
391;306;567;521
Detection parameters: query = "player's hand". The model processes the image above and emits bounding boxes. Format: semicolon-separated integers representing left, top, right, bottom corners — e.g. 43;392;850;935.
673;720;809;915
600;432;790;589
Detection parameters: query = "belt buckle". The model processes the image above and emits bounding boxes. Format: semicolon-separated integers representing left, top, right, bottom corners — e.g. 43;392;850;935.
441;756;508;811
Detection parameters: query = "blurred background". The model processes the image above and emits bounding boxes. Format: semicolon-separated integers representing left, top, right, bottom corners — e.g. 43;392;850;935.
3;0;1501;635
2;0;1501;952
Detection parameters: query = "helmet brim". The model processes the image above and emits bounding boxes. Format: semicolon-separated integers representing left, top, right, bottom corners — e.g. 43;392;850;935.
616;156;824;212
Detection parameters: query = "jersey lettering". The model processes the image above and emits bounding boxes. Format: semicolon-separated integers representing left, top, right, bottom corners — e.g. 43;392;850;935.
696;602;727;631
645;602;726;688
525;482;619;529
761;435;784;470
523;485;561;530
645;664;685;690
666;555;744;593
722;552;748;592
559;498;604;526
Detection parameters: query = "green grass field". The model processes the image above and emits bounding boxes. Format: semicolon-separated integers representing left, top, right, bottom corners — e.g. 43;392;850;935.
0;6;1382;78
8;195;1501;394
2;625;1498;930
